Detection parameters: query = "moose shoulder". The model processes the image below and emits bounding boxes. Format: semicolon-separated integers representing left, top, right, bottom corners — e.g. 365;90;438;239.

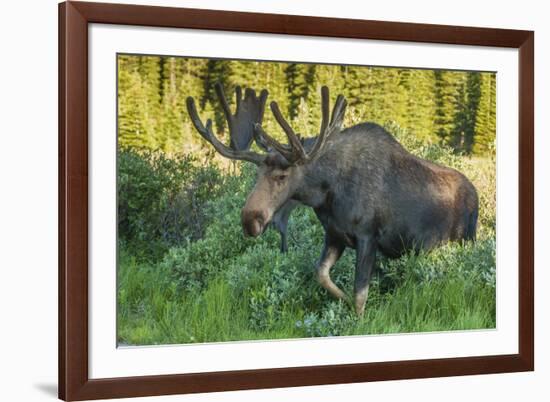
187;86;478;316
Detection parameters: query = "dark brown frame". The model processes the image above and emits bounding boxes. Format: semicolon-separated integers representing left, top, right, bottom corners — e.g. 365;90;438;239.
59;1;534;400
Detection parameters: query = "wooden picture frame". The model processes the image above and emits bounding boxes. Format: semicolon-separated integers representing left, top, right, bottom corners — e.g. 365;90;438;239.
59;1;534;400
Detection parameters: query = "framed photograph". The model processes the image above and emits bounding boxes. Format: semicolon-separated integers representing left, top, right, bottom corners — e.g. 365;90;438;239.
59;1;534;400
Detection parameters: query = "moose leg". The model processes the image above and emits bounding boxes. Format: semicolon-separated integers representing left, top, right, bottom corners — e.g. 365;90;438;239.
354;236;377;316
316;234;348;302
279;230;288;253
273;201;298;253
271;215;288;253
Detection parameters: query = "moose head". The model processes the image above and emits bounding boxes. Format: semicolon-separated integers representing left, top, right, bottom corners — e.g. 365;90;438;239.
186;86;347;238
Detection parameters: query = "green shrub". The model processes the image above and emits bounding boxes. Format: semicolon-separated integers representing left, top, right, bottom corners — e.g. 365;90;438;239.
118;148;225;260
160;164;260;292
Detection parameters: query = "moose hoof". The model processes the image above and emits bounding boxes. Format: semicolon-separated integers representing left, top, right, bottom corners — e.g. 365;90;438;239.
354;290;369;316
355;304;366;317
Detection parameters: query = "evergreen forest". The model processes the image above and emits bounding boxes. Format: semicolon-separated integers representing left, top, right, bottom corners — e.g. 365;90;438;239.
118;55;496;156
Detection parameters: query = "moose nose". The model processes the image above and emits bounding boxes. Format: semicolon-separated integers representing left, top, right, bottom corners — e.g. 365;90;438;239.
241;210;267;237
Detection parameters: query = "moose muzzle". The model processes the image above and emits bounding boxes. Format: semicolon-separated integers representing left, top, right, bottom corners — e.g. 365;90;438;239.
241;209;269;237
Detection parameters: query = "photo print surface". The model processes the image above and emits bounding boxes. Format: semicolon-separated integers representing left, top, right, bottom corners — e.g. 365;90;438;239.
116;54;496;346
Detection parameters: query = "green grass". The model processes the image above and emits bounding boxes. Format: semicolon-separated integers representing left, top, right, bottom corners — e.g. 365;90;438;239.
117;211;496;345
117;251;300;345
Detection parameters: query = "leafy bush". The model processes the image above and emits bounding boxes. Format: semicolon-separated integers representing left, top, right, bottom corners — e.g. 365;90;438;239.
118;148;225;260
159;165;260;292
295;302;355;337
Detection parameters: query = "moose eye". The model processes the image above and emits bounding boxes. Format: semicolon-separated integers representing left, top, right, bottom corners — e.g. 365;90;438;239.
275;175;287;182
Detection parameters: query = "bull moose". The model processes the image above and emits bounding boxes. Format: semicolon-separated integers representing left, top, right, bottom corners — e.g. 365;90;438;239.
187;85;479;316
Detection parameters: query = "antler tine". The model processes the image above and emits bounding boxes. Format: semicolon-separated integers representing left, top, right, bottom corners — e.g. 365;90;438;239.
214;82;234;125
305;88;332;161
252;124;271;152
250;89;270;152
235;85;242;113
258;89;268;125
270;101;307;161
186;96;264;165
254;123;295;161
319;86;330;137
330;95;347;129
306;89;347;161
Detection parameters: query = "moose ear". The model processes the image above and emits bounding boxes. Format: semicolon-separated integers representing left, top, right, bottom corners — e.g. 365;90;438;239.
253;124;272;152
264;152;292;170
328;94;347;134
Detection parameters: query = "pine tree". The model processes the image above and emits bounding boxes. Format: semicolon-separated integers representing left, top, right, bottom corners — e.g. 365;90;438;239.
401;69;437;140
474;73;496;154
250;61;289;139
158;57;184;153
463;72;482;153
285;63;316;120
176;58;207;153
230;60;257;88
393;68;412;128
117;56;157;150
201;59;233;134
445;71;482;154
343;66;371;114
434;70;467;148
379;67;404;125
